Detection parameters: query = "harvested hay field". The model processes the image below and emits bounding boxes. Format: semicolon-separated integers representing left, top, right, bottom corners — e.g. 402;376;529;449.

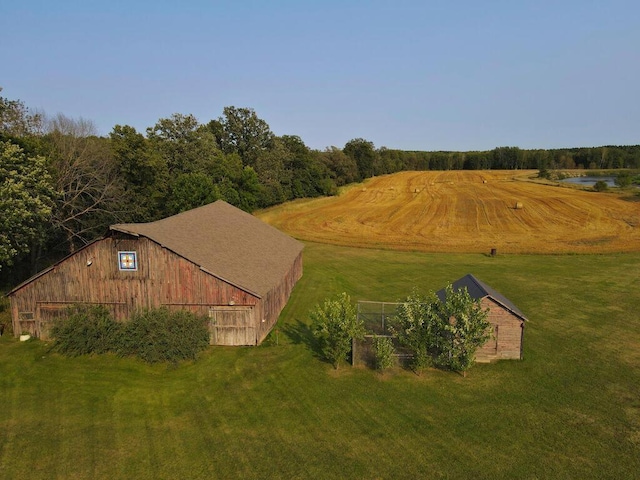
258;170;640;254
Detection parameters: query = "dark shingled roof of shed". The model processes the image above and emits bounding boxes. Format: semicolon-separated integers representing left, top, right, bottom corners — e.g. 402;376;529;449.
110;200;303;298
436;273;527;321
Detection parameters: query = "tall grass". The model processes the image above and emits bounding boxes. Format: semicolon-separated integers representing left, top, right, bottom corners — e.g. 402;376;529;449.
1;244;639;479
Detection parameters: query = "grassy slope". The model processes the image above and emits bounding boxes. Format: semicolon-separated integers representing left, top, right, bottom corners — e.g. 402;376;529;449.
1;244;639;479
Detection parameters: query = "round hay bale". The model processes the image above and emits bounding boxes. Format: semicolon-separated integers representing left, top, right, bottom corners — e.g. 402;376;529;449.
414;188;420;193
514;201;524;210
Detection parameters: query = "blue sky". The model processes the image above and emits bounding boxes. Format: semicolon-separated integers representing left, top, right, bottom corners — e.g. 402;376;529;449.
2;1;639;151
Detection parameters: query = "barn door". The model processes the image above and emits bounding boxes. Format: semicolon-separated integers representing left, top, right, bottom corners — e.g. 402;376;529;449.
208;306;256;346
36;304;70;340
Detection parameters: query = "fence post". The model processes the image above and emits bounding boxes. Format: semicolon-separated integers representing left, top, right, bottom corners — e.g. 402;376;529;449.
352;337;356;366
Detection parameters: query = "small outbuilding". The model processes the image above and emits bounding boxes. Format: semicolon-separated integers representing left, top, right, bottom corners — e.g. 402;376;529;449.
436;274;527;362
8;200;303;346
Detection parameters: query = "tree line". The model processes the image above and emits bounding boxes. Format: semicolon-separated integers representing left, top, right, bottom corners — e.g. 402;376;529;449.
2;88;639;284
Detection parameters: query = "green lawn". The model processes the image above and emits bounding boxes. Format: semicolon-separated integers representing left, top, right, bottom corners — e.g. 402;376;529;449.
1;244;639;479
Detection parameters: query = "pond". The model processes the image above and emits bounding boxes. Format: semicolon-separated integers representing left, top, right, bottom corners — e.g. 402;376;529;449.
561;176;617;187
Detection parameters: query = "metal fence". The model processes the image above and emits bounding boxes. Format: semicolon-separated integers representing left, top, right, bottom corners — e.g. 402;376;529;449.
354;301;413;367
357;300;403;336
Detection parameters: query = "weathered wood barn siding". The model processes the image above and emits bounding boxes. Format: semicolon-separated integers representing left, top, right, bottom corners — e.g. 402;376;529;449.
437;274;526;362
9;236;261;344
9;201;303;346
258;251;303;344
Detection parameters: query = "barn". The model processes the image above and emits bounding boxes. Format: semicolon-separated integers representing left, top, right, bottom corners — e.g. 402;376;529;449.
436;274;527;362
8;200;303;346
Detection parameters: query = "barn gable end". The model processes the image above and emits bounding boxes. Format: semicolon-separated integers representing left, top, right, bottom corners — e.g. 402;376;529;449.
8;201;303;346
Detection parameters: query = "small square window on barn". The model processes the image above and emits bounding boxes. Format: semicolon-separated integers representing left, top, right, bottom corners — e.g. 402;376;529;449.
118;251;138;271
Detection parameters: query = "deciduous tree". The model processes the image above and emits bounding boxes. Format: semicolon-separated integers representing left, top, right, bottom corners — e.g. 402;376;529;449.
0;88;44;138
166;172;219;215
45;114;121;252
311;292;365;369
0;141;55;269
146;113;221;175
343;138;378;180
390;289;441;372
318;147;358;186
110;124;167;222
215;106;274;166
435;284;492;375
391;285;491;375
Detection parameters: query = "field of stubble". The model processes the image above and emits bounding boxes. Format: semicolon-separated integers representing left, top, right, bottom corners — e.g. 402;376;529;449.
258;170;640;254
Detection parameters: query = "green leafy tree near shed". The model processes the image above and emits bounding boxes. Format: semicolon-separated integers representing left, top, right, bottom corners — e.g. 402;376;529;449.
435;284;492;376
311;292;365;369
390;289;441;372
391;285;492;376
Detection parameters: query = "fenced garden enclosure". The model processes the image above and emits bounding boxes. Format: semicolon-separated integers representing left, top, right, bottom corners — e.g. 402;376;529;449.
354;301;410;367
357;300;399;336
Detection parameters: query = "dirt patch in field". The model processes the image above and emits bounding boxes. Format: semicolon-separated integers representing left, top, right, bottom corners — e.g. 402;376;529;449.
258;171;640;254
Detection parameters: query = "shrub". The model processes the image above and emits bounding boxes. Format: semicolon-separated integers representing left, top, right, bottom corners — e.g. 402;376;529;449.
119;308;210;363
51;305;120;356
372;336;395;372
615;172;632;188
51;305;209;363
593;180;609;192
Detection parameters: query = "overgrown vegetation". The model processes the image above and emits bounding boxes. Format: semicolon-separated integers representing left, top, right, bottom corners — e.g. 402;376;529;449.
310;285;491;376
51;305;119;356
310;292;365;369
371;335;395;372
51;305;209;363
615;171;633;188
120;308;210;363
434;284;492;374
389;285;491;375
390;289;439;371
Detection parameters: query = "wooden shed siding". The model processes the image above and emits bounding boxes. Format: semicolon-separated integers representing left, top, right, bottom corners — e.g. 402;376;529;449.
475;297;524;362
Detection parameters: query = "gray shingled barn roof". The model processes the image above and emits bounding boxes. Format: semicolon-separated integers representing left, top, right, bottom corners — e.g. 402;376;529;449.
436;273;527;321
110;200;303;298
